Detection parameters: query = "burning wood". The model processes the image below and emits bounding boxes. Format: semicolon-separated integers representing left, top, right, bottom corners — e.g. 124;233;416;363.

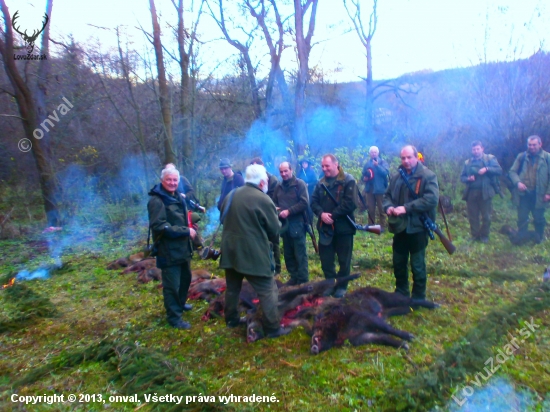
2;277;15;289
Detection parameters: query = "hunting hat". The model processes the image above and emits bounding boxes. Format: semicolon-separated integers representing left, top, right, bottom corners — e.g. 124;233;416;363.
190;212;201;224
387;215;407;234
318;223;334;245
219;158;232;168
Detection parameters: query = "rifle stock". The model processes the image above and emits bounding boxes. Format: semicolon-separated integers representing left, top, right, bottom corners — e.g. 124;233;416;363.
346;216;381;235
433;227;456;255
357;223;382;235
364;224;382;235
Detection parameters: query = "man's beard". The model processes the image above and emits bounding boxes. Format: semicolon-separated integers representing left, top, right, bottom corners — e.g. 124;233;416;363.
262;181;268;194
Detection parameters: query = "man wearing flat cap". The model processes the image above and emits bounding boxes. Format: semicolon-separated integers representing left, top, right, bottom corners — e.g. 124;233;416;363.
218;158;245;211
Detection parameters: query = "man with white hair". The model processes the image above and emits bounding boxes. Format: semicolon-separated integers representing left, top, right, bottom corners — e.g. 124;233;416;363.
219;164;289;339
148;165;197;329
361;146;390;230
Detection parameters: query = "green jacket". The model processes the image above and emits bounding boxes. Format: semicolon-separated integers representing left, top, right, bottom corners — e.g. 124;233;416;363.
383;163;439;234
272;176;309;223
219;183;280;277
508;149;550;209
147;184;193;268
460;153;502;201
310;166;357;236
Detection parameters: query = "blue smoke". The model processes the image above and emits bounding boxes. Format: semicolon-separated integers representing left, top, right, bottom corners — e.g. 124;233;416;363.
15;267;51;281
446;377;538;412
243;120;289;173
202;206;221;238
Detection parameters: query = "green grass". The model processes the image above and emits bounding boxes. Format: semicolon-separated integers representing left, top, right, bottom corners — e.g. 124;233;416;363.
1;196;549;411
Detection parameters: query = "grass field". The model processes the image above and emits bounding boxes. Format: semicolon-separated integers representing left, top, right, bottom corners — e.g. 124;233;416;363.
1;197;549;411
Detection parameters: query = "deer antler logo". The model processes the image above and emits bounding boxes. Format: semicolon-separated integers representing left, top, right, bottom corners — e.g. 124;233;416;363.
12;11;49;55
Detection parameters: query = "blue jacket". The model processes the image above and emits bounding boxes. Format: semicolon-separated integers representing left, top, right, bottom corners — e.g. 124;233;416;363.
362;157;390;194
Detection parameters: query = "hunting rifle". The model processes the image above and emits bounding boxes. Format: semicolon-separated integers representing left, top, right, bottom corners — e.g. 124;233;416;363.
320;183;381;235
397;168;456;255
304;216;319;254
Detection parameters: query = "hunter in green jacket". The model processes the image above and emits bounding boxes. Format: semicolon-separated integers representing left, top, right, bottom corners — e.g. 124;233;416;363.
508;135;550;242
219;164;288;339
148;166;196;329
383;145;439;300
310;154;357;298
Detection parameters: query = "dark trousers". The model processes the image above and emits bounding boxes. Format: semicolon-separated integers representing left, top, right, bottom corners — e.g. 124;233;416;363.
366;192;387;228
466;189;493;238
392;231;428;300
319;233;354;290
224;268;280;333
273;235;281;274
517;192;546;237
161;262;192;326
282;232;309;284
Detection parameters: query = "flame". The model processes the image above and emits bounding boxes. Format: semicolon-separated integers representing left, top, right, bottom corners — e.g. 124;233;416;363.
418;152;425;163
1;278;15;289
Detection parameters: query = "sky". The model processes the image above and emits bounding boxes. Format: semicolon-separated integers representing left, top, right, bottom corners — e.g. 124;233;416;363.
5;0;550;82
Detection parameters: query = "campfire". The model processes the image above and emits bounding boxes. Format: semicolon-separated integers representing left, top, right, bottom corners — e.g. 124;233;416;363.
2;277;15;289
2;265;57;290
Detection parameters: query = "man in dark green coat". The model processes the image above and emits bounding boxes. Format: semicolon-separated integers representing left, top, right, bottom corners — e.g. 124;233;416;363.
148;166;196;329
219;164;289;338
460;141;502;243
383;145;439;300
508;135;550;243
310;154;357;298
272;161;310;285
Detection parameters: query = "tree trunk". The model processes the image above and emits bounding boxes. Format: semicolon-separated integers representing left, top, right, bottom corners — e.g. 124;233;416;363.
365;37;374;138
175;0;192;176
0;0;60;225
293;0;318;156
149;0;175;165
211;0;261;119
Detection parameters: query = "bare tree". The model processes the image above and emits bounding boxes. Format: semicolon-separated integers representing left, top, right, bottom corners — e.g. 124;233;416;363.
343;0;376;137
244;0;290;114
149;0;176;165
0;0;60;225
293;0;318;155
169;0;203;176
344;0;417;141
208;0;262;119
